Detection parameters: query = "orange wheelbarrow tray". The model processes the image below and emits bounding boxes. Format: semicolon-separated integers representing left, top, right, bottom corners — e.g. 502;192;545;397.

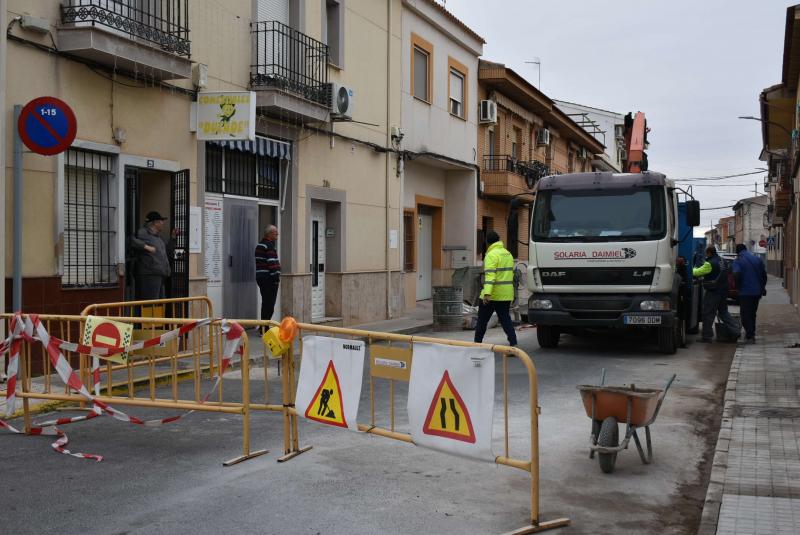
576;371;676;473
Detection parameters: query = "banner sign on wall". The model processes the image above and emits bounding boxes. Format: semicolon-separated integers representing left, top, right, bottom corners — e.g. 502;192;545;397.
407;343;495;461
196;91;256;141
295;336;365;431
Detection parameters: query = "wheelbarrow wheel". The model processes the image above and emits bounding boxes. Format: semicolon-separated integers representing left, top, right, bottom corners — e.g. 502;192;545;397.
597;416;619;474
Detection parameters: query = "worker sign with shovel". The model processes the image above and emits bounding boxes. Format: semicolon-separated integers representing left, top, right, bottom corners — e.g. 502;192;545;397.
295;337;365;431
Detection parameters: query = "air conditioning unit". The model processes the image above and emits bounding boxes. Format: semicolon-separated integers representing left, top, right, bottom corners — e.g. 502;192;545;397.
536;128;551;146
326;82;355;120
479;100;497;124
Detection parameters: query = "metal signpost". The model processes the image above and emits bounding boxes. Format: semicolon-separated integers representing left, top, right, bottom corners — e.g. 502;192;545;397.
13;97;77;311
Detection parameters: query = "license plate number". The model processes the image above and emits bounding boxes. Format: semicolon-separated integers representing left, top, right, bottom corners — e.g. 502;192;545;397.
624;315;661;325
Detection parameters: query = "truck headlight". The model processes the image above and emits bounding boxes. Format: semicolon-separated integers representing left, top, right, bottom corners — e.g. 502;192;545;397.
640;300;670;311
530;299;553;310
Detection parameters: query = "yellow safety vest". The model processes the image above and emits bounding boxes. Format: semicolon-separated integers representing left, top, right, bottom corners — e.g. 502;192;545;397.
481;241;515;301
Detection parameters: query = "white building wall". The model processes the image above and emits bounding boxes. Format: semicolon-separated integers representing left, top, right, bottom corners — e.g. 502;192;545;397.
400;1;481;164
554;100;624;170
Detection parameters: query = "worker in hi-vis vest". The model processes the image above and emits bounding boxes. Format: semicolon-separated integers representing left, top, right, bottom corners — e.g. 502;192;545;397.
474;230;518;346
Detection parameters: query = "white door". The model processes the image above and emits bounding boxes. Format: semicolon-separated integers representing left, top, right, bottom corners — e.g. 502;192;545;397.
417;213;432;300
310;202;326;321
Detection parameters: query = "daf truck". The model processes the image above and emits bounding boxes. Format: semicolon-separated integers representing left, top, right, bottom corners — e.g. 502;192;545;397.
524;171;701;354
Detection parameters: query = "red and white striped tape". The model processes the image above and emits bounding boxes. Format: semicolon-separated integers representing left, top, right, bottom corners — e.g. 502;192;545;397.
0;314;244;461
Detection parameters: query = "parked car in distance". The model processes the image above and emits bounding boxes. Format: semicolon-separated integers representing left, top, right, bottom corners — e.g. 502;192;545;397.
719;252;738;304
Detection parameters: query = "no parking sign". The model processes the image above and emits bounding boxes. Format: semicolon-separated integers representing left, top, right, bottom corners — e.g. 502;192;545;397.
17;97;77;156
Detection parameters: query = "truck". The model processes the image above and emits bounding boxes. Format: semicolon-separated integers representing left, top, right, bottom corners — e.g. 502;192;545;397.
515;113;702;354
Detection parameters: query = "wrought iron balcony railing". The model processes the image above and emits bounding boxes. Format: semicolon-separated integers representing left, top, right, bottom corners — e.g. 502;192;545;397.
250;20;329;107
483;155;550;189
61;0;191;57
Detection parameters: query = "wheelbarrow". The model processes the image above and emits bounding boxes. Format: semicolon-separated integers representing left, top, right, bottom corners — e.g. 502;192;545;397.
577;370;676;473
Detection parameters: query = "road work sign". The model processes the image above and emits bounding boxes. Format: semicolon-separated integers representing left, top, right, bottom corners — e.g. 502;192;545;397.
408;343;494;461
82;316;133;364
295;336;365;431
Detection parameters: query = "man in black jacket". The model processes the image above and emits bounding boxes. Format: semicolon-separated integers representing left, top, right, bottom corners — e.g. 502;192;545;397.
255;225;281;322
130;211;177;300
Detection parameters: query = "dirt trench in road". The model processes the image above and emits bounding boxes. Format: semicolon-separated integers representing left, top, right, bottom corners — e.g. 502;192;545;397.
655;343;734;533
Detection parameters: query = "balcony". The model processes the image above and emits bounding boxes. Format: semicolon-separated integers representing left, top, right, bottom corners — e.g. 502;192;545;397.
482;156;549;200
250;21;330;123
59;0;191;79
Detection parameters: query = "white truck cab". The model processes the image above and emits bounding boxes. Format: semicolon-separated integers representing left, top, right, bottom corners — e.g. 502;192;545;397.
526;171;700;354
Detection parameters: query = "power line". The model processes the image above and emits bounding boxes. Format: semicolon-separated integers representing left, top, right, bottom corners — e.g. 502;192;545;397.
674;170;766;182
700;205;734;211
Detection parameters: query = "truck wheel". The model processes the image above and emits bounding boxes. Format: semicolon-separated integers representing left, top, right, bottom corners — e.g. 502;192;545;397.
597;417;619;473
658;325;677;355
537;326;560;348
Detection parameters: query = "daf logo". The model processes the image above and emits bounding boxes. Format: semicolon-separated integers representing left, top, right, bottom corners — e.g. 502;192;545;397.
541;271;567;277
633;270;652;277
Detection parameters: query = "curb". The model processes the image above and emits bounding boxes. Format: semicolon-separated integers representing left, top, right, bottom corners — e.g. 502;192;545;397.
697;344;742;535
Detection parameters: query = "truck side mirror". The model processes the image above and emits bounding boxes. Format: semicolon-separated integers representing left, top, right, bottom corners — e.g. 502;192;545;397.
686;200;700;227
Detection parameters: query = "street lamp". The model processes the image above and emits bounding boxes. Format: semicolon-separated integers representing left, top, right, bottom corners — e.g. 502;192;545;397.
738;115;792;137
525;58;541;89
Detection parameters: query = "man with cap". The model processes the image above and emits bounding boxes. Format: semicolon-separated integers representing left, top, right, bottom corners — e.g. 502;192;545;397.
732;243;767;343
131;211;178;300
693;246;740;343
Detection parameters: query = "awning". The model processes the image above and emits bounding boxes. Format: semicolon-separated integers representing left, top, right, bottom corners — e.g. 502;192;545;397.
215;136;291;159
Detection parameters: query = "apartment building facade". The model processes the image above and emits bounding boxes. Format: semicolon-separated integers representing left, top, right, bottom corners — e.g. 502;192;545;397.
476;60;605;261
399;0;483;306
733;195;769;260
553;100;625;172
753;4;800;299
2;0;405;325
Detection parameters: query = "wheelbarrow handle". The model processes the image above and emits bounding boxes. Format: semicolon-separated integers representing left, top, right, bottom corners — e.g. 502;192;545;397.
647;374;677;426
662;374;677;395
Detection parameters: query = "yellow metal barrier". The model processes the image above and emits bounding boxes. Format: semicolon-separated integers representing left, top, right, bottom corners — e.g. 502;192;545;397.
0;313;269;466
3;303;567;531
231;318;570;534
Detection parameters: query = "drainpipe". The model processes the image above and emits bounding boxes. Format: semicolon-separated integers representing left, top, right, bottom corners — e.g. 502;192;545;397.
384;0;392;319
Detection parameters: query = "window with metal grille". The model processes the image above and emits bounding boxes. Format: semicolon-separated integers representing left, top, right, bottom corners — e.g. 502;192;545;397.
63;149;117;288
205;142;280;200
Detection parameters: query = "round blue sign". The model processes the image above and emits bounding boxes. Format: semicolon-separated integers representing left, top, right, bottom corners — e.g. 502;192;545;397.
18;97;77;156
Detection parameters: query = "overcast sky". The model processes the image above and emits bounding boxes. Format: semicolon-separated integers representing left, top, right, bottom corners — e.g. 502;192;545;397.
443;0;789;233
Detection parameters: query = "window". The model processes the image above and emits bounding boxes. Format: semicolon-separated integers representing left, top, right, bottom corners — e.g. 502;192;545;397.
63;148;116;288
323;0;344;67
447;57;468;119
411;33;433;103
205;142;280;200
488;129;495;158
413;48;430;101
532;187;667;242
449;69;464;117
403;210;415;271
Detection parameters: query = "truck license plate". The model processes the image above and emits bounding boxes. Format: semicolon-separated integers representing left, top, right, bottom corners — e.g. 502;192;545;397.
623;315;661;325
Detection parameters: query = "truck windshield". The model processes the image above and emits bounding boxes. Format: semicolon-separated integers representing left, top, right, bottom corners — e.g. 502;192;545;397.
531;186;667;242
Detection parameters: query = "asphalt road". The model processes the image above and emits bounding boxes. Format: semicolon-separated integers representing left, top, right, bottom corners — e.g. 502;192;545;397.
0;322;733;535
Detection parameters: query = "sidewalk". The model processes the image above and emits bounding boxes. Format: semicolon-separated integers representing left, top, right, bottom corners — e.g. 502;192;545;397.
699;276;800;534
